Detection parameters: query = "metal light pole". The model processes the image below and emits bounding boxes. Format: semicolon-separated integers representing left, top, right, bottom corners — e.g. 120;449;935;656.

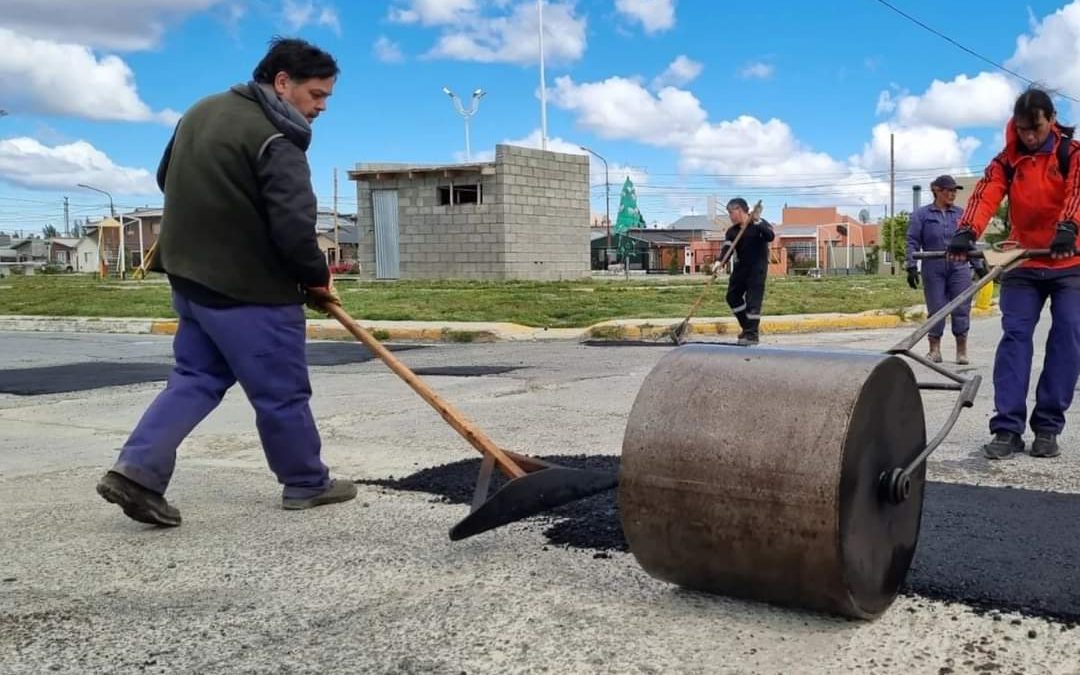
78;183;123;278
580;146;611;266
442;87;485;162
537;0;548;150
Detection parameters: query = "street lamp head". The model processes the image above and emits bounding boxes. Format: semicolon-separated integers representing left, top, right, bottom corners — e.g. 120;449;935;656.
473;89;485;99
442;86;455;98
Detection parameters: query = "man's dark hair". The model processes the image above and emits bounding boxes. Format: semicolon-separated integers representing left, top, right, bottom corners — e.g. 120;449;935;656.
253;36;339;84
1014;87;1075;136
727;197;749;212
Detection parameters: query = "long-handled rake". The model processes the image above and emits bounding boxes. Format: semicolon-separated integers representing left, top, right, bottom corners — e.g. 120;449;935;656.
324;303;618;540
669;200;763;344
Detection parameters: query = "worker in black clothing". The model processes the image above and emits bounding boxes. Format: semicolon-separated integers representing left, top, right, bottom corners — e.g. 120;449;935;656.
713;198;775;345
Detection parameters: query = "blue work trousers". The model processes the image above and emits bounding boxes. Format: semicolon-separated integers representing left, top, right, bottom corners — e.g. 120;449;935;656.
922;259;972;338
991;267;1080;436
113;292;329;498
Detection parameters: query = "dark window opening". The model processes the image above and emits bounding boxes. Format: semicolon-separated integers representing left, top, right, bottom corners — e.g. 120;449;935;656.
437;183;482;206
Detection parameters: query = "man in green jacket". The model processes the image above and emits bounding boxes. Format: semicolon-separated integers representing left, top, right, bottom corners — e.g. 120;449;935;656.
96;37;356;527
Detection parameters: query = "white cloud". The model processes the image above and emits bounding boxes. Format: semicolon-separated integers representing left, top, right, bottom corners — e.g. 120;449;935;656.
738;61;774;80
651;55;702;90
549;71;983;211
550;75;707;146
423;1;586;65
0;0;223;51
282;0;341;35
0;137;158;195
853;124;980;175
615;0;675;34
877;73;1019;129
374;36;405;63
389;0;478;25
1006;1;1080;114
0;28;179;125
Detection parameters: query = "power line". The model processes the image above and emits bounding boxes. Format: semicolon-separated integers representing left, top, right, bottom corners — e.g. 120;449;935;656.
872;0;1080;103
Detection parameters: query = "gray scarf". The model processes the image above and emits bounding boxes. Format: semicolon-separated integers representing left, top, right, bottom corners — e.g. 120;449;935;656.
245;81;312;152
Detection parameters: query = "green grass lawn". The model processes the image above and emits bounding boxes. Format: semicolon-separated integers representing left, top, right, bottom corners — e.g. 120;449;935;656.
0;273;925;328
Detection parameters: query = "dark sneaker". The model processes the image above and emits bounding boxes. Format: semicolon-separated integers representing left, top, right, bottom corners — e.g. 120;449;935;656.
982;432;1024;460
282;478;358;510
96;471;181;527
1030;433;1061;458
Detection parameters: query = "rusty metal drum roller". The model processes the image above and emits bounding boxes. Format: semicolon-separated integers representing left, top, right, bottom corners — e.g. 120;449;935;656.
620;345;927;619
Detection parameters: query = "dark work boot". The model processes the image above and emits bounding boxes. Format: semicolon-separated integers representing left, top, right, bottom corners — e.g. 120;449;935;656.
982;431;1024;460
737;331;759;346
282;478;358;510
1030;433;1061;458
96;471;181;527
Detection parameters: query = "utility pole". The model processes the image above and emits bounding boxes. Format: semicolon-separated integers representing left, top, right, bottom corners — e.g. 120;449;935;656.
333;168;340;267
537;0;548;150
63;196;70;236
889;132;896;275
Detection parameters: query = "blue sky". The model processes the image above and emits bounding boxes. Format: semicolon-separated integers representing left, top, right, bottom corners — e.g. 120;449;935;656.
2;0;1079;233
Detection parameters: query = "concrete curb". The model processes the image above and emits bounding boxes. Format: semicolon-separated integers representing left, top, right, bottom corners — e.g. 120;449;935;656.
0;304;998;343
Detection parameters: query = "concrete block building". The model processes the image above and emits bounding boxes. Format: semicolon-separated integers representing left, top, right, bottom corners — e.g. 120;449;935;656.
348;144;589;280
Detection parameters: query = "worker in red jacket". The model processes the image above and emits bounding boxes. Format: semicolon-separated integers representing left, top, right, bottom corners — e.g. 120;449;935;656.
948;87;1080;460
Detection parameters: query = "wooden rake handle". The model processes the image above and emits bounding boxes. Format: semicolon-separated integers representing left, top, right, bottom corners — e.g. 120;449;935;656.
324;303;526;479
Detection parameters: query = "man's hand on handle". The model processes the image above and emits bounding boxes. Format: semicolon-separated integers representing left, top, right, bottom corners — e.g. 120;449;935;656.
305;275;341;314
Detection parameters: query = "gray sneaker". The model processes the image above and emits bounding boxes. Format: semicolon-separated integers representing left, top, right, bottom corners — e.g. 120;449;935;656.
96;471;181;527
1030;433;1061;458
982;432;1024;460
282;478;358;510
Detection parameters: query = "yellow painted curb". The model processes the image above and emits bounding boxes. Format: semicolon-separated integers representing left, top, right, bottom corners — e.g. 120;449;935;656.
305;323;498;343
149;320;178;335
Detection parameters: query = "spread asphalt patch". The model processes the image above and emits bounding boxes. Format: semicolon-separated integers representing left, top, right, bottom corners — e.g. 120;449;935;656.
410;366;521;377
361;455;1080;624
0;362;174;395
0;346;519;395
582;340;744;347
305;342;422;366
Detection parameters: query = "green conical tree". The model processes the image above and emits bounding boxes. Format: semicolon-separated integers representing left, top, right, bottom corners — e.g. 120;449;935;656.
614;177;642;233
613;177;645;268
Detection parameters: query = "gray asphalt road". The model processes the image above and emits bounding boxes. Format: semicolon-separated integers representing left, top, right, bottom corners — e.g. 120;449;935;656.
2;318;1079;674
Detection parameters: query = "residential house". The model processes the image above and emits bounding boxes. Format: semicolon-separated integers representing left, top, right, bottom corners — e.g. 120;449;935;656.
74;234;101;273
10;237;47;262
314;210;360;270
348;144;589;280
594;228;720;273
45;237;81;270
772;206;880;275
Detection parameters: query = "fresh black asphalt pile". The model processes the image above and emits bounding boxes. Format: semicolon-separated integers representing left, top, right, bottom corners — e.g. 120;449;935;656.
0;345;520;395
362;454;1080;624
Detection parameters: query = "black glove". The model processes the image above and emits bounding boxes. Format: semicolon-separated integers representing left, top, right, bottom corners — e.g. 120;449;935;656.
906;267;920;289
947;228;977;261
948;228;976;254
971;258;989;280
1050;221;1077;257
